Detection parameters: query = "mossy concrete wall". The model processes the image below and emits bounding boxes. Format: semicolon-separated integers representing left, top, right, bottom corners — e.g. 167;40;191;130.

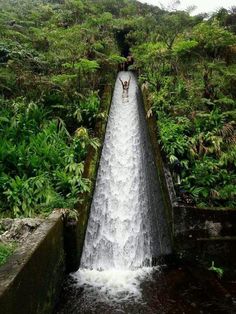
0;212;65;314
173;205;236;266
141;86;174;244
141;85;236;266
64;84;113;272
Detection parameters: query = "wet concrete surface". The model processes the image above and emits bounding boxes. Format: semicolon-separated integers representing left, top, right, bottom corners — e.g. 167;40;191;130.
55;263;236;314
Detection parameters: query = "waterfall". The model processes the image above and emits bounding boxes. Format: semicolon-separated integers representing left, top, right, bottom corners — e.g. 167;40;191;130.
72;71;171;299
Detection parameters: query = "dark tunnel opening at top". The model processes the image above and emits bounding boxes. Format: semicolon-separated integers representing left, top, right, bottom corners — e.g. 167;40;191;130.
115;28;133;57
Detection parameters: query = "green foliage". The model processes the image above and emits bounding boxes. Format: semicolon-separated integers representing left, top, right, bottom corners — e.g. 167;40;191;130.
192;21;236;56
158;116;190;162
0;0;235;212
0;98;96;217
209;261;224;278
107;54;126;64
157;11;197;49
131;6;236;208
0;243;15;266
173;39;198;56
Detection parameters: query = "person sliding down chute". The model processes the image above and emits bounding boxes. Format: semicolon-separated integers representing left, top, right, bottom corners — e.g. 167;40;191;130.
119;75;131;103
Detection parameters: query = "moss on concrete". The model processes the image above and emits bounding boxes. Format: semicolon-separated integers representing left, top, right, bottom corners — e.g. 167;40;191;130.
0;212;65;314
141;87;174;244
0;243;15;267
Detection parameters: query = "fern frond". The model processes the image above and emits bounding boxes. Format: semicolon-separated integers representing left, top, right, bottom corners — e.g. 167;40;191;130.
218;121;235;138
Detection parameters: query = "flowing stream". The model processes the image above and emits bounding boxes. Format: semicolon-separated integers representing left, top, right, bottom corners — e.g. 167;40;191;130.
72;71;171;300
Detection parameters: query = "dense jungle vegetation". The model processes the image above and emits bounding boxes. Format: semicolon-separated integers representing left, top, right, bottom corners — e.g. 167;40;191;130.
0;0;235;217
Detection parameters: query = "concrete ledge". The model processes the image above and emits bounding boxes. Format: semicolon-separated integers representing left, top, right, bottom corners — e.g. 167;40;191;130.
0;211;65;314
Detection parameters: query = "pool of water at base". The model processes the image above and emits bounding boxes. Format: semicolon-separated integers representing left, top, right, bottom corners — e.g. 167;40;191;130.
55;264;236;314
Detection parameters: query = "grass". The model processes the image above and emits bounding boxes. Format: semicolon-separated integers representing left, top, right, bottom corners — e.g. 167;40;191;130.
0;243;15;266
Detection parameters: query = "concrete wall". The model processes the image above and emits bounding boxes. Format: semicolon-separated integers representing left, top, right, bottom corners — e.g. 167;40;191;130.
141;86;174;243
0;212;65;314
141;85;236;267
136;82;172;257
173;205;236;265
